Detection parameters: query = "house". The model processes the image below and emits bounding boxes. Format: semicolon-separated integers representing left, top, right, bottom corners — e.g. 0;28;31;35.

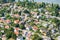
16;36;23;40
5;25;9;29
26;37;31;40
22;30;27;37
24;15;28;21
45;11;50;15
21;16;25;21
22;30;32;37
36;15;40;19
18;6;22;10
51;28;57;34
40;30;46;36
14;14;20;18
14;27;20;36
48;24;54;29
0;18;3;22
27;31;32;38
5;19;11;24
22;31;32;40
34;19;39;24
26;31;32;40
14;20;19;24
1;17;6;20
2;34;6;40
25;24;32;31
14;30;19;36
40;28;48;36
32;25;38;31
33;14;37;18
42;22;49;27
31;11;37;15
26;26;32;31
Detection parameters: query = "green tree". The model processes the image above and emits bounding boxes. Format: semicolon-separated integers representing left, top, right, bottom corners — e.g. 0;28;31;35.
40;2;45;8
6;31;16;39
19;24;25;29
0;0;4;3
0;38;2;40
32;34;42;40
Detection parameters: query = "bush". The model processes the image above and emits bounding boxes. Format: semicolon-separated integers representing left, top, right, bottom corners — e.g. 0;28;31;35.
6;31;16;39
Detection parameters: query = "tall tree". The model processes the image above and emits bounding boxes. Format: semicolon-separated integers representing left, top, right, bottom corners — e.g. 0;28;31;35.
32;34;42;40
0;0;4;3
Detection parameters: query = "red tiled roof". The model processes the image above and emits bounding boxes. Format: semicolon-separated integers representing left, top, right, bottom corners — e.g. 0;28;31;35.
14;20;19;24
14;31;19;35
5;25;9;29
33;26;38;30
14;28;20;35
5;19;11;23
